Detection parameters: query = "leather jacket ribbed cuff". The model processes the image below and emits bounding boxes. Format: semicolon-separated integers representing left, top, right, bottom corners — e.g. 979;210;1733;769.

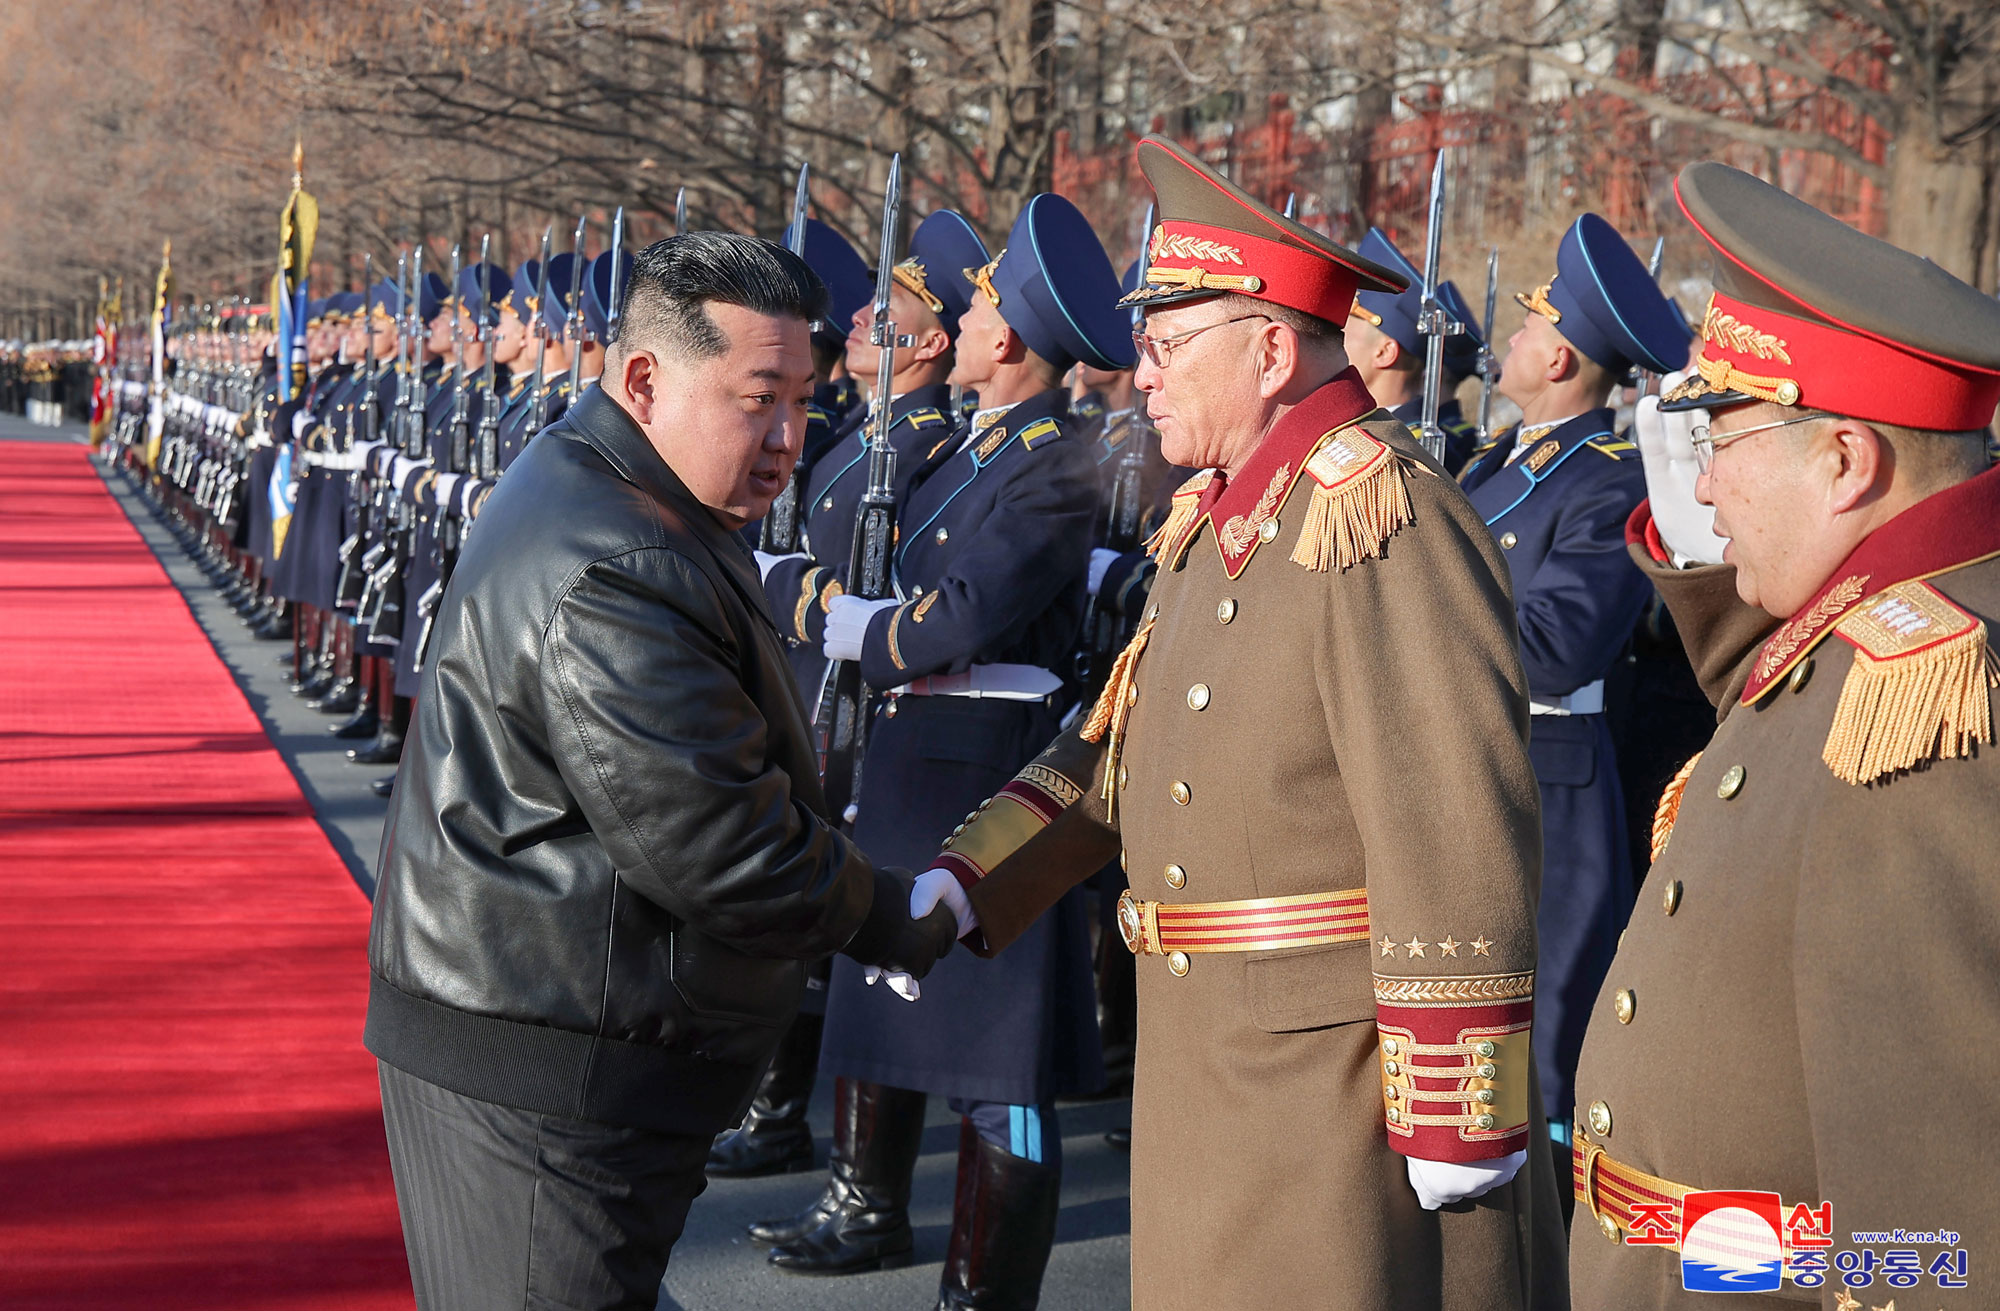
840;865;916;966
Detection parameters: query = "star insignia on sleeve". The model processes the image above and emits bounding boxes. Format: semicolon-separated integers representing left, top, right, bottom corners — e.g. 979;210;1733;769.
1403;936;1427;959
1437;936;1461;957
1379;935;1397;958
1470;936;1493;956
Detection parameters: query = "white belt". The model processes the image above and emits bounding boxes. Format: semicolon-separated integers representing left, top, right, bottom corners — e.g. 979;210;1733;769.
1530;680;1604;716
891;663;1062;702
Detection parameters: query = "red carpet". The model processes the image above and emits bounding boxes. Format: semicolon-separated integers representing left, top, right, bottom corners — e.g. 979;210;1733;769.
0;442;412;1309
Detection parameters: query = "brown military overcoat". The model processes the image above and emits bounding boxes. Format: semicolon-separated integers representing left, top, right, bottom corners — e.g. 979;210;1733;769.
1570;479;2000;1309
935;370;1569;1309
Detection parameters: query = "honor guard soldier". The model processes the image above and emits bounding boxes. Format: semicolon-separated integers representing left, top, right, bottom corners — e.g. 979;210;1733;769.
714;209;987;1184
1571;162;2000;1309
1344;227;1486;474
903;136;1569;1309
793;217;874;436
491;254;577;472
1458;214;1690;1173
760;195;1129;1310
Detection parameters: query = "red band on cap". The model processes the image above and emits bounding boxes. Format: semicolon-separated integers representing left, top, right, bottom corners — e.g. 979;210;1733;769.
1148;221;1364;325
1693;291;1999;430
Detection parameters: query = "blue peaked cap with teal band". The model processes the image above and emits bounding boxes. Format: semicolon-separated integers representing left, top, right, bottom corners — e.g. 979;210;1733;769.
456;262;510;327
584;249;634;342
980;193;1136;373
900;210;988;341
508;260;541;321
784;218;871;348
1352;227;1483;381
1527;213;1690;378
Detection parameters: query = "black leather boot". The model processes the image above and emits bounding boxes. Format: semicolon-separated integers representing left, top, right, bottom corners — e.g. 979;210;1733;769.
764;1080;926;1274
710;1012;822;1178
347;725;404;765
935;1120;1062;1311
308;678;360;715
329;704;380;739
746;1074;878;1245
370;774;396;798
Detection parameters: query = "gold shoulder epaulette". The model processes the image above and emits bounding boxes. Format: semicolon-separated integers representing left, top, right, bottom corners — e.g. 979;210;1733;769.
1823;580;1998;785
1145;469;1215;564
1288;424;1413;573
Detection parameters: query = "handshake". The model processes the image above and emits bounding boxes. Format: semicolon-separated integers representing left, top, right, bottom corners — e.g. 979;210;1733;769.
842;867;980;1002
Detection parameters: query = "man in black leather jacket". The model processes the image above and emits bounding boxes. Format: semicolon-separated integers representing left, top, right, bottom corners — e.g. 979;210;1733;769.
364;232;957;1311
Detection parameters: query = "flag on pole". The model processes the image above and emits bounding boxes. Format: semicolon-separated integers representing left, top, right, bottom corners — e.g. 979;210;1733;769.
277;138;319;402
89;276;119;447
146;240;172;470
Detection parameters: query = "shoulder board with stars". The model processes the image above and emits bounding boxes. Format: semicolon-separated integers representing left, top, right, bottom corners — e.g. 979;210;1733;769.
1821;579;1995;785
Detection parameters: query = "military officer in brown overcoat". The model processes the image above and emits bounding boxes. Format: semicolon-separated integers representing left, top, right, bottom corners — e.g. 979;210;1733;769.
902;136;1570;1309
1570;161;2000;1308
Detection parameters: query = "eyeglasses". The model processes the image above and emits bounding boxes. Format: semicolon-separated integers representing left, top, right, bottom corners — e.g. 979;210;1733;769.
1131;314;1270;369
1690;411;1835;474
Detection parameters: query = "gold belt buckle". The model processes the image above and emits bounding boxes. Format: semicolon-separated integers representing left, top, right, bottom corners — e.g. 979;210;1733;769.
1115;890;1159;956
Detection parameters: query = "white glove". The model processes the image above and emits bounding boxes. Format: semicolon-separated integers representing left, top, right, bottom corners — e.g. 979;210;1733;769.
291;409;313;440
1633;375;1726;566
822;595;899;662
1086;547;1121;597
860;869;979;1003
753;549;805;582
1405;1151;1528;1210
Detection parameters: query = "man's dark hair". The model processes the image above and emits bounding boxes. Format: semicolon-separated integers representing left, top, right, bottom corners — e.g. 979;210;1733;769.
617;232;829;360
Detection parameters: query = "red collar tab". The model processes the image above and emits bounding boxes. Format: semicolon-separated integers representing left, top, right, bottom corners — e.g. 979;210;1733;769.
1741;463;2000;704
1144;222;1375;326
1199;368;1379;579
1693;291;2000;431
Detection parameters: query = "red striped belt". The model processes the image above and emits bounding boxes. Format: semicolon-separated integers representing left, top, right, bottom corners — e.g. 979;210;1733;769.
1574;1123;1693;1248
1116;887;1370;957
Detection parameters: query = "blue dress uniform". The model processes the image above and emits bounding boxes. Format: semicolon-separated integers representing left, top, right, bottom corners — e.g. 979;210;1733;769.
1458;214;1690;1146
1351;228;1487;473
773;196;1132;1304
493;254;578;473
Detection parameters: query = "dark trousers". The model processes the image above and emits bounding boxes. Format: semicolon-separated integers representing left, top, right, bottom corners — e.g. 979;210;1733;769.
378;1061;711;1311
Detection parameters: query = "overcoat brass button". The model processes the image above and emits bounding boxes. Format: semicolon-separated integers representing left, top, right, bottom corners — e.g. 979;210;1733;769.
1382;1038;1400;1056
1475;1088;1495;1103
1170;780;1191;805
1164;863;1186;889
1473;1040;1496;1057
1789;657;1814;693
1499;531;1518;549
1120;849;1128;873
1117;764;1129;788
1167;951;1190;976
1384;1085;1398;1099
1717;764;1746;799
1386;1106;1401;1124
1662;879;1682;915
1216;598;1237;624
934;527;950;545
1587;1099;1613;1137
1476;1062;1497;1079
1613;989;1636;1023
1598;1214;1621;1244
1127;684;1139;706
1258;518;1279;542
1384;1060;1400;1076
1475;1113;1496;1130
822;497;834;511
1187;683;1211;710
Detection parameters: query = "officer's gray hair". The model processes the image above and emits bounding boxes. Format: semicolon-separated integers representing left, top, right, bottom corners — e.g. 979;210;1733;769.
1220;293;1343;346
617;232;829;361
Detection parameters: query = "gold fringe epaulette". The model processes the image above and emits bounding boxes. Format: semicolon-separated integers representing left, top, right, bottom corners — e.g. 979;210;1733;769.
1145;470;1214;564
1288;427;1413;573
1650;752;1701;863
1822;580;1999;785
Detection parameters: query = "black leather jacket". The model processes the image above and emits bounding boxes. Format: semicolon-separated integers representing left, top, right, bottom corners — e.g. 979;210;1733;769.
366;385;912;1135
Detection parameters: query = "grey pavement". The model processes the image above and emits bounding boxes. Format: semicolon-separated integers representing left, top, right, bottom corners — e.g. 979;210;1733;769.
57;418;1133;1310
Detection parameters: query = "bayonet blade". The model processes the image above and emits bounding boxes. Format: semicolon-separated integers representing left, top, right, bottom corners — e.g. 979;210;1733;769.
674;187;687;235
788;164;810;256
605;207;626;345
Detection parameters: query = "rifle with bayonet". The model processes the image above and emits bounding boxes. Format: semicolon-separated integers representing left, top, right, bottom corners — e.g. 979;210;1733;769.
760;164;813;555
526;225;554;434
1637;237;1668;398
1475;246;1499;445
1414;150;1462;465
403;245;429;459
674;187;687;235
446;241;468;473
815;154;908;826
472;240;502;479
605;207;626;347
559;213;587;411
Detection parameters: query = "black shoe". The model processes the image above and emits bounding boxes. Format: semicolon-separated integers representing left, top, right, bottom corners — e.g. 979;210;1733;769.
710;1013;822;1179
1104;1127;1130;1151
370;775;396;798
309;680;360;715
347;728;403;766
251;613;290;640
293;669;336;699
329;706;380;740
935;1121;1062;1310
275;649;300;668
764;1080;925;1274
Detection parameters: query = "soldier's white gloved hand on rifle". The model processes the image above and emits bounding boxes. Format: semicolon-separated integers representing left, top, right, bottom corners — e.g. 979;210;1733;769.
822;595;899;662
863;869;977;1002
1405;1150;1528;1210
1633;371;1726;566
1087;547;1121;597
